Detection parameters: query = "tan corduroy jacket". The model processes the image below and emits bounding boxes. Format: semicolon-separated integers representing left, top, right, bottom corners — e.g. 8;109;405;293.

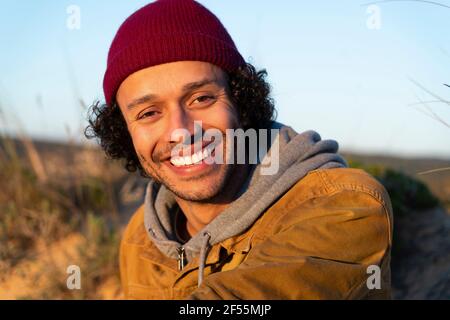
119;167;393;299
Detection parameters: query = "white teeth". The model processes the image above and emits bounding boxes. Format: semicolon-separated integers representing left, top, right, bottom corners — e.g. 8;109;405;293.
184;155;193;165
171;157;184;166
170;144;215;167
192;152;200;164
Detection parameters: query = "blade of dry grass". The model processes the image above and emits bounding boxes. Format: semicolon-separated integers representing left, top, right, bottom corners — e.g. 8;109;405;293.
362;0;450;9
418;167;450;175
410;79;450;175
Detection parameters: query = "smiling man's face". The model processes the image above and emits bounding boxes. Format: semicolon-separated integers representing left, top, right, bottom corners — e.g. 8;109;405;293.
116;61;240;201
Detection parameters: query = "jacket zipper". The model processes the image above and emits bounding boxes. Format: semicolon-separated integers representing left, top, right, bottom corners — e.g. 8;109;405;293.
176;246;185;271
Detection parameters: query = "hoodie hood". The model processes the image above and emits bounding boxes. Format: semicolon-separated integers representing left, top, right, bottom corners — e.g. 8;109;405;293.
143;121;348;284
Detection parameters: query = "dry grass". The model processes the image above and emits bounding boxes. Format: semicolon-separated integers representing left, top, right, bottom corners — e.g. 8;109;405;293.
409;80;450;179
0;126;127;299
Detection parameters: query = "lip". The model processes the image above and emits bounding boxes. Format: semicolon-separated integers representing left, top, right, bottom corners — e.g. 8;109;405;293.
159;140;215;162
163;147;218;177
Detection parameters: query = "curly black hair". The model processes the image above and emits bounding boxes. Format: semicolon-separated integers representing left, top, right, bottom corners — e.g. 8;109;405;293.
85;62;277;177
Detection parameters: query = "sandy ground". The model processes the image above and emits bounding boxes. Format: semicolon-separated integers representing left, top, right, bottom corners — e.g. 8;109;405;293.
0;233;122;300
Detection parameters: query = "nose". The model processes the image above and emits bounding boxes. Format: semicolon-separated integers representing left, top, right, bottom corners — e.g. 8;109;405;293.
164;104;196;145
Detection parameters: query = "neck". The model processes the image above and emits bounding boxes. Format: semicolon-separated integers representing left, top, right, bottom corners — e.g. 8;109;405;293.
175;164;251;238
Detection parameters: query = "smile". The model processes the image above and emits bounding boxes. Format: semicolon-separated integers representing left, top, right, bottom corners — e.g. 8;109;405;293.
169;143;216;167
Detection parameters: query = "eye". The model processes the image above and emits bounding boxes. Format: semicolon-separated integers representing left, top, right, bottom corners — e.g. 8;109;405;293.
137;110;159;120
192;95;215;105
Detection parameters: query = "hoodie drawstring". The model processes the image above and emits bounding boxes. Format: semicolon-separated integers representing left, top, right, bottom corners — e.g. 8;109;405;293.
198;232;211;288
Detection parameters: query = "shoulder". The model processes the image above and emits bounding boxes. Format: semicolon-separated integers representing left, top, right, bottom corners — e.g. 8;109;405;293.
310;168;393;234
259;168;393;244
284;167;393;214
292;167;391;204
310;167;391;207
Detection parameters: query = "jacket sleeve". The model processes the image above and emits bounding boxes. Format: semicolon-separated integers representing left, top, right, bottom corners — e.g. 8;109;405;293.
187;189;393;300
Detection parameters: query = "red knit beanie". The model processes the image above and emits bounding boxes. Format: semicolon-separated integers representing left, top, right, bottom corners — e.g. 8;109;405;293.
103;0;246;105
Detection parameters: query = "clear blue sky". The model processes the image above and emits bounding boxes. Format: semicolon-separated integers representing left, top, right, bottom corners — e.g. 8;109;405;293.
0;0;449;159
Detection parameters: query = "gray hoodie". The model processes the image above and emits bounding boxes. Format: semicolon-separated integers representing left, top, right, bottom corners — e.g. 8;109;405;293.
143;121;348;287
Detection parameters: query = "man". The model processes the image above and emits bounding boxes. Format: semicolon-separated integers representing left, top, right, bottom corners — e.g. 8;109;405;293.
86;0;393;299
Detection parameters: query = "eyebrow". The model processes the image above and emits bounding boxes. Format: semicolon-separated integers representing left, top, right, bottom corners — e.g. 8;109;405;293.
127;78;219;111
